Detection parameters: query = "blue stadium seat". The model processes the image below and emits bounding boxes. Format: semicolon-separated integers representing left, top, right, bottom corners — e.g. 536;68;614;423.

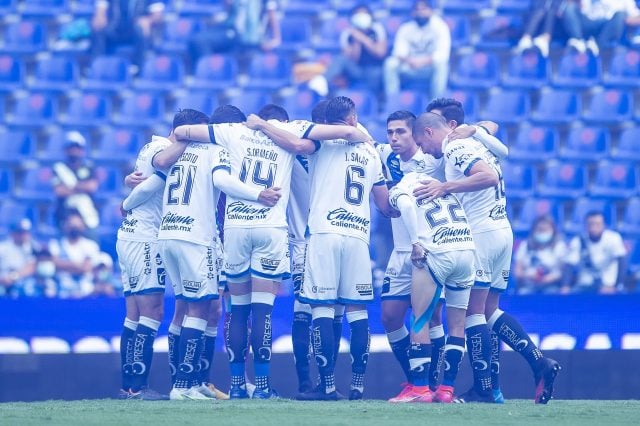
189;54;238;91
97;198;126;250
612;128;640;161
502;51;548;89
0;54;24;92
59;92;111;128
537;161;587;199
0;168;14;196
477;14;523;50
495;0;532;13
93;128;143;164
530;89;580;124
71;0;93;16
627;239;640;276
94;166;123;200
280;89;320;120
590;160;638;199
382;15;406;42
1;21;46;54
0;199;36;234
15;167;55;202
314;17;350;53
511;197;563;235
174;91;218;117
30;56;78;92
245;53;291;90
112;93;164;127
225;91;270;116
0;0;16;15
449;51;499;90
564;197;616;235
619;198;640;236
0;130;35;165
278;17;312;53
502;161;536;200
335;89;378;121
384;91;425;117
509;125;558;162
442;0;491;14
37;128;81;164
281;0;327;17
20;0;68;17
134;55;185;92
603;49;640;88
158;18;201;55
179;0;223;16
560;126;610;162
83;56;131;92
6;93;57;128
480;89;530;124
553;51;601;88
582;89;632;124
444;15;470;47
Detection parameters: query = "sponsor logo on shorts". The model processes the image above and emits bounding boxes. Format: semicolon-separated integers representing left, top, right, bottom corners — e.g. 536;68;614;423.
327;208;370;234
119;218;138;234
206;248;216;280
183;280;203;293
386;268;398;277
129;276;139;289
157;268;166;287
502;270;510;282
260;257;280;272
433;226;473;246
356;283;373;297
226;201;270;221
225;261;244;271
160;213;195;232
489;204;507;221
154;253;162;266
143;243;152;276
311;285;332;294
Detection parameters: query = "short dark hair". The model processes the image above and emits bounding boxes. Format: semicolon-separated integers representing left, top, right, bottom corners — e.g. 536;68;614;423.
413;112;448;135
425;98;465;126
325;96;356;124
210;105;246;124
172;108;209;128
387;110;416;128
258;104;289;122
311;99;330;124
350;3;371;15
413;0;432;10
585;211;604;221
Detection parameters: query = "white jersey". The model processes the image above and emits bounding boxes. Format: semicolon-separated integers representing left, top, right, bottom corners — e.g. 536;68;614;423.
118;135;171;242
377;144;445;251
209;120;314;229
390;172;475;254
308;140;385;244
287;154;310;241
444;137;510;234
157;143;230;246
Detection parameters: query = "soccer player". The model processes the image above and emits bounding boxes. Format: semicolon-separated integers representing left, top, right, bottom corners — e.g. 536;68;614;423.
172;104;370;399
389;168;476;403
412;112;560;404
134;107;281;400
117;109;217;400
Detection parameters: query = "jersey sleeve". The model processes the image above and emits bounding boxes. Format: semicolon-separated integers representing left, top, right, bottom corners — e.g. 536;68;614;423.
609;231;628;258
209;124;234;148
211;146;232;173
388;177;411;209
276;119;316;139
445;140;483;176
371;149;385;186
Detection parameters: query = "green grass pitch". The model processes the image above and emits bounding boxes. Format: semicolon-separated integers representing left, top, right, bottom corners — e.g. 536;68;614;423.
1;400;638;426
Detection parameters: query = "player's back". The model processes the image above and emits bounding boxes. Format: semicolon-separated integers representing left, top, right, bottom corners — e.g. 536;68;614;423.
444;138;509;234
308;140;385;244
118;135;170;242
391;172;474;254
158;143;228;246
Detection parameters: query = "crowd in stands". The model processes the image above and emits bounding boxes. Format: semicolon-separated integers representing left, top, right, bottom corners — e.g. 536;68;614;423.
1;0;639;297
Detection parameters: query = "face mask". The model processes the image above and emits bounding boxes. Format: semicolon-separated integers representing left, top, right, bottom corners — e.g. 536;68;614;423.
533;232;553;245
36;260;56;278
414;16;430;26
589;233;602;242
351;12;372;30
67;228;83;239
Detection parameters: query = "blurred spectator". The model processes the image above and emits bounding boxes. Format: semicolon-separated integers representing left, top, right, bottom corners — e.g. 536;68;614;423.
515;0;564;57
564;211;628;294
324;4;387;99
233;0;281;51
615;0;640;45
383;0;450;100
49;212;102;298
52;131;100;231
514;216;567;294
20;246;58;298
562;0;626;55
0;219;37;297
90;253;120;297
188;3;239;61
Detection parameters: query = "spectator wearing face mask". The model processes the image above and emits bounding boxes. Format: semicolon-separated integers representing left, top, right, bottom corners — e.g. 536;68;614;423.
324;4;387;101
564;211;628;294
91;253;120;297
514;216;567;294
383;0;450;100
48;212;102;298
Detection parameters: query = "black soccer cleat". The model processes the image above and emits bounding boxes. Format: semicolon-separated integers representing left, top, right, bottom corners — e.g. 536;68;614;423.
453;387;495;404
534;357;561;404
348;389;363;401
296;389;338;401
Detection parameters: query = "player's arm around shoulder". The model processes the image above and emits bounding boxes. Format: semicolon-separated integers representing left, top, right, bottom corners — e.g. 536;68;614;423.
245;114;318;155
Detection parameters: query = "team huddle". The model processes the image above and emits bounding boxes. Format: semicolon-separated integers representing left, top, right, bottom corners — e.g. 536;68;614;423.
115;95;560;404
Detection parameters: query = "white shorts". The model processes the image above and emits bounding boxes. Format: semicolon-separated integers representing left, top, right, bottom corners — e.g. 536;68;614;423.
116;240;166;296
381;250;412;301
224;227;290;282
427;250;475;310
299;233;373;305
157;239;218;301
472;228;513;292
